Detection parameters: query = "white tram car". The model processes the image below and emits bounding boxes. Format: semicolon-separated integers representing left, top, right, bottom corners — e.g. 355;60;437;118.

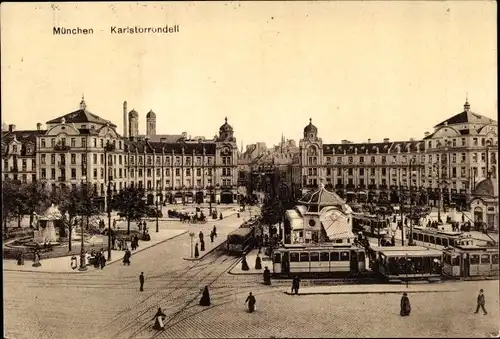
442;242;499;278
272;243;366;277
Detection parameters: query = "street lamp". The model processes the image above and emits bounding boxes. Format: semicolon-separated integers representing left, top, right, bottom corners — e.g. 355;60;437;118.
156;193;160;233
189;232;195;258
79;176;88;271
107;176;113;261
408;158;417;246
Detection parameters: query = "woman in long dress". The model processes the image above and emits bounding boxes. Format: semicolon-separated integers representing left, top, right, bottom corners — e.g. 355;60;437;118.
200;286;211;306
400;292;411;316
152;307;166;330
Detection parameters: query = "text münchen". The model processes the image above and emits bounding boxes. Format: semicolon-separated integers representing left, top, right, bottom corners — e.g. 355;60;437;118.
110;25;180;34
53;27;94;35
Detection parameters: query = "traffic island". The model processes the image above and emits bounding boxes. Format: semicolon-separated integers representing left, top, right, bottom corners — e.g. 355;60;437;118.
283;284;460;295
3;228;187;273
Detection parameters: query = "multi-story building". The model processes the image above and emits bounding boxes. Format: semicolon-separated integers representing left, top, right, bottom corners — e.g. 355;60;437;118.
294;100;498;208
2;123;45;184
3;98;239;205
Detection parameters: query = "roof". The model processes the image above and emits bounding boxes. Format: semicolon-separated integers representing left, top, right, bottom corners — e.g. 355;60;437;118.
46;109;117;127
124;139;216;154
379;249;443;257
434;102;495;127
285;209;304;231
473;178;498;197
1;130;46;144
136;134;184;143
304;118;317;134
146;110;156;118
320;209;354;240
298;185;346;209
129;109;139;118
228;227;254;238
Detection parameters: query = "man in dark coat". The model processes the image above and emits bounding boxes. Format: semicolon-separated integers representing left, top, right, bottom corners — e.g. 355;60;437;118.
255;254;262;270
200;286;211;306
241;255;249;271
474;289;487;315
213;225;217;237
400;292;411;316
263;266;271;285
245;292;256;313
139;272;145;291
292;276;300;294
194;243;199;258
210;231;215;243
200;239;205;251
152;307;166;330
199;231;204;244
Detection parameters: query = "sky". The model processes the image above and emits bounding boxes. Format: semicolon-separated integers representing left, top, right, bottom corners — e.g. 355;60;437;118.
1;1;497;148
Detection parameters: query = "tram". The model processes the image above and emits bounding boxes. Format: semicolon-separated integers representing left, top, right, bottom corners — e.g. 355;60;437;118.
226;227;256;255
368;245;443;282
410;226;471;251
271;243;366;277
442;240;499;279
352;214;389;239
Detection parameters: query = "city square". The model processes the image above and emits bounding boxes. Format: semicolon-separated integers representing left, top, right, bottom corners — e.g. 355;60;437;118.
2;2;499;339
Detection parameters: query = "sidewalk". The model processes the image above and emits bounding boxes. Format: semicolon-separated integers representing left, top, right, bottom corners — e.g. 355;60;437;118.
229;248;271;275
284;283;461;295
3;228;187;273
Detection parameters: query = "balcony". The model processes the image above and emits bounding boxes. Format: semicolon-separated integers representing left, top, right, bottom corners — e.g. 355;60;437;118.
54;144;71;152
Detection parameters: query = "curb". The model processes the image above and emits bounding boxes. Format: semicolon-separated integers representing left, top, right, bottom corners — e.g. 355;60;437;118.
3;230;189;274
283;289;459;296
182;241;226;261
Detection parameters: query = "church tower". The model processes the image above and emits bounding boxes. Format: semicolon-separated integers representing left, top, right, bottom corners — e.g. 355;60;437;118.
128;109;139;138
146;110;156;137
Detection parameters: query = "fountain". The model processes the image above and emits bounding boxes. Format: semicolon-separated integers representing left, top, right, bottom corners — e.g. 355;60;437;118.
33;204;63;245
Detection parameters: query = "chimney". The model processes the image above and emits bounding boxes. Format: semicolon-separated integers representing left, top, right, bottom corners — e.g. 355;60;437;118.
383;138;390;143
123;101;128;138
8;124;15;133
36;123;42;131
367;138;371;144
424;132;430;138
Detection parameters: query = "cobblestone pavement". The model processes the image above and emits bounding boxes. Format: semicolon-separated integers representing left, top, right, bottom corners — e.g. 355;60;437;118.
4;207;498;339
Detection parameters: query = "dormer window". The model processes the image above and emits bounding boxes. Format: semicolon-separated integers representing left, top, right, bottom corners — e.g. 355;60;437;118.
12;145;17;152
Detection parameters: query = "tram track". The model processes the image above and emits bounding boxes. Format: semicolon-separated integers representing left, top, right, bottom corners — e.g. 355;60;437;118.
94;247;240;339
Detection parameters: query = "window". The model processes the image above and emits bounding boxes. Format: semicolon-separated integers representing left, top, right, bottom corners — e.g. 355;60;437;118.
273;253;281;264
442;238;448;248
71;168;76;179
473;138;478;146
470;254;480;265
320;252;329;262
359;156;364;164
71;154;76;164
70;138;76;147
348;157;353;164
186;169;191;176
480;254;490;264
290;252;299;262
310;252;319;262
452;154;456;163
51;154;55;164
381;156;386;164
41;169;46;179
436;237;442;246
330;252;339;261
51;138;55;147
340;252;350;261
429;236;435;244
370;156;375;164
492;254;499;265
299;253;310;262
41;139;46;148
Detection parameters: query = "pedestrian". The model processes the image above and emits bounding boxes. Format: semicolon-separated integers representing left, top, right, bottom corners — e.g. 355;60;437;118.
213;225;217;237
32;249;41;267
199;286;211;306
210;231;214;243
70;255;77;270
474;289;488;315
100;255;106;269
112;235;116;250
194;243;199;258
219;213;223;220
123;250;131;265
241;255;249;271
245;292;256;313
139;272;145;292
291;276;300;294
152;307;166;331
263;266;271;285
200;239;205;251
199;231;204;243
400;292;411;316
255;254;262;270
113;219;117;229
391;235;396;246
134;234;139;248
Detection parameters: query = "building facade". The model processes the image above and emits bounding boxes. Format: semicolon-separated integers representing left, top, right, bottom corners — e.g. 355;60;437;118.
2;98;239;205
295;100;498;208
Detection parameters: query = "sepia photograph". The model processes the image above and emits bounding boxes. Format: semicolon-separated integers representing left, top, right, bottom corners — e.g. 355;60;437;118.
1;1;498;338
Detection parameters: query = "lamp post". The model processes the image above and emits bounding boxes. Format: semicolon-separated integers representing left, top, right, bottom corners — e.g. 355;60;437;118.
79;176;88;271
189;232;195;258
107;176;113;261
408;158;416;246
156;193;160;233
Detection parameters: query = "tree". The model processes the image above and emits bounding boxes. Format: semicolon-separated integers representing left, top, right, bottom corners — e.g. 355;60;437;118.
53;184;100;251
2;179;21;229
21;181;51;227
113;186;146;235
